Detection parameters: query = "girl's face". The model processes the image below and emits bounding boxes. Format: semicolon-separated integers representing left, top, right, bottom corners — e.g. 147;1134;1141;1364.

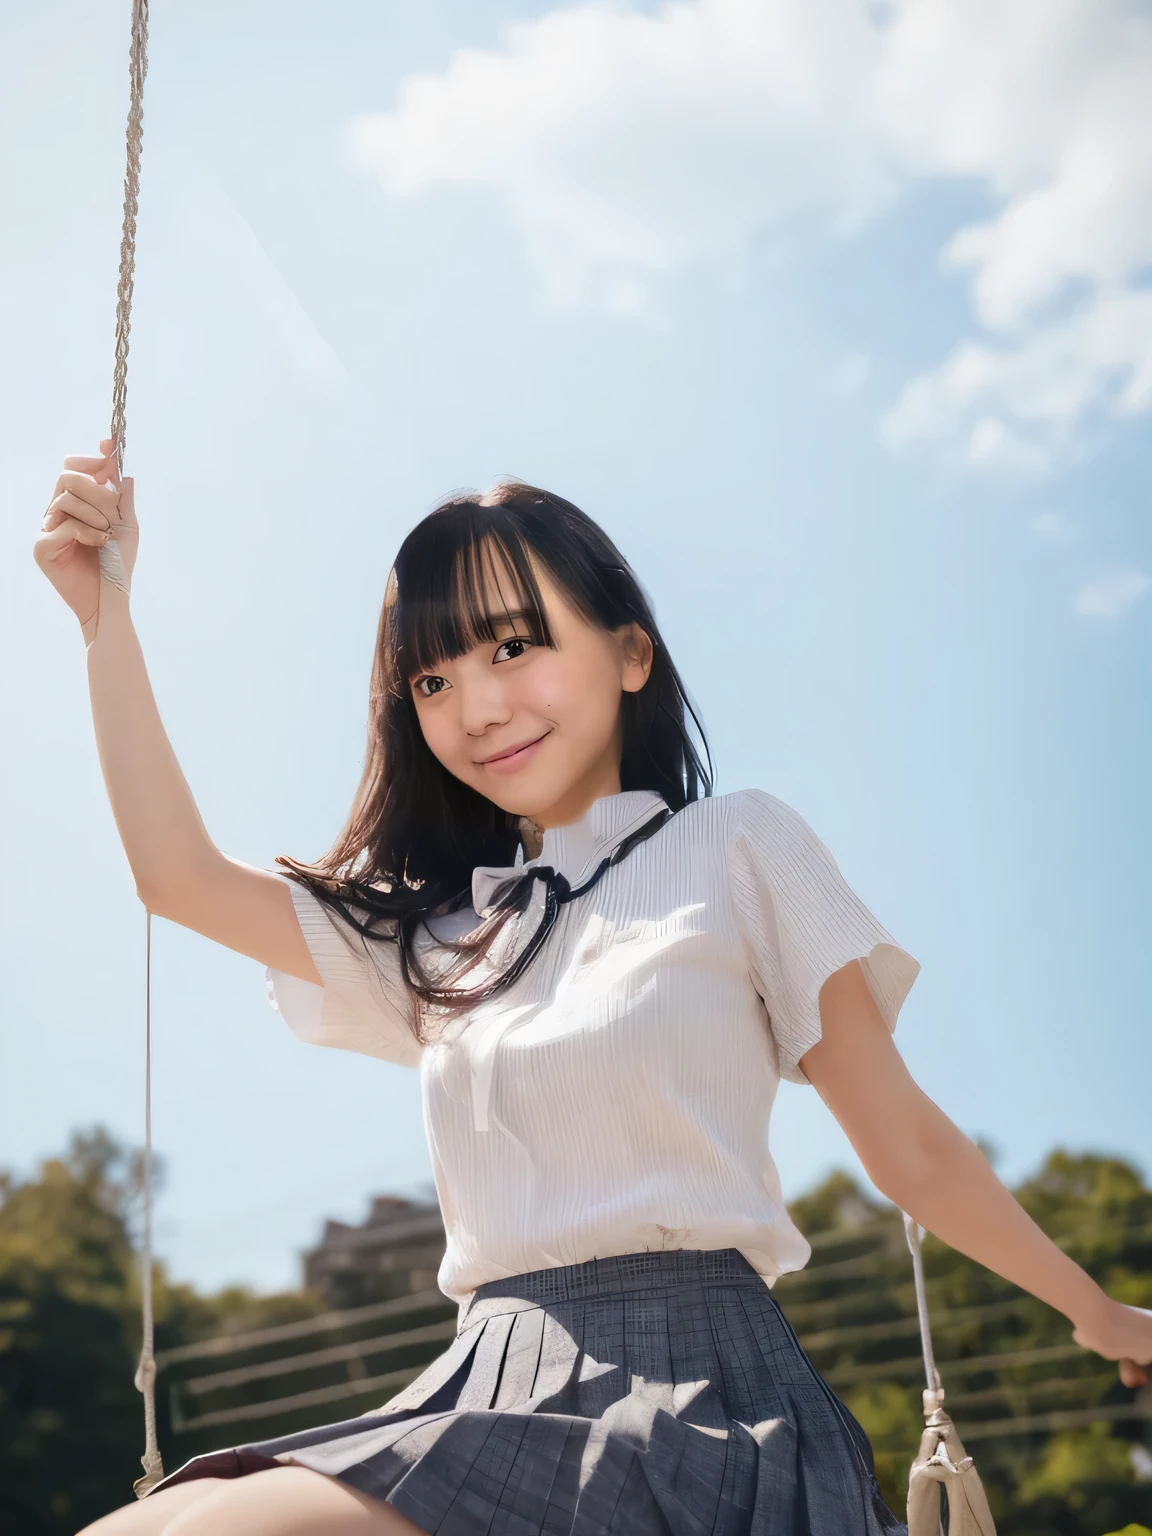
409;564;653;828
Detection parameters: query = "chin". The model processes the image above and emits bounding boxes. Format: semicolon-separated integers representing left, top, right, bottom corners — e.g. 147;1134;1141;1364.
483;788;554;822
475;772;567;823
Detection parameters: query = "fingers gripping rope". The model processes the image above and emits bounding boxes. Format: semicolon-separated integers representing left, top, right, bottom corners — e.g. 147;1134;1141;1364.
104;0;163;1498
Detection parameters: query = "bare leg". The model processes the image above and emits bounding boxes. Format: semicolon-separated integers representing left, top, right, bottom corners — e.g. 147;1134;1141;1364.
158;1468;424;1536
76;1478;229;1536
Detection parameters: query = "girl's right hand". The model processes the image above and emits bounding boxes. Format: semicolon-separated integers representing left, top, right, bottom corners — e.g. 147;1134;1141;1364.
1073;1296;1152;1388
33;437;138;629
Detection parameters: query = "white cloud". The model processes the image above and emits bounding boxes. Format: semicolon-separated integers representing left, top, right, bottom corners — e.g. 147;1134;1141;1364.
875;1;1152;322
350;0;1152;467
1074;564;1151;620
883;288;1152;473
353;0;894;319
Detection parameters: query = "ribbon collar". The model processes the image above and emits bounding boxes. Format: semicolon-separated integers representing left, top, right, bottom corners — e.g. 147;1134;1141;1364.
470;788;671;917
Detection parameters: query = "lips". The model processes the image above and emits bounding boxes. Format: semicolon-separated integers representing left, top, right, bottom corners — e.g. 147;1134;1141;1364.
477;731;551;773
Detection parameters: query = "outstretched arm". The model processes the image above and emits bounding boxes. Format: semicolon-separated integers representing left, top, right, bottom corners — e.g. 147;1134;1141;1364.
801;959;1152;1388
34;439;319;984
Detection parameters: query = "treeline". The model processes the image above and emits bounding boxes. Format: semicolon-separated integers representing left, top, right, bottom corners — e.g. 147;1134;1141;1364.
2;1129;1150;1534
0;1130;326;1533
775;1156;1152;1535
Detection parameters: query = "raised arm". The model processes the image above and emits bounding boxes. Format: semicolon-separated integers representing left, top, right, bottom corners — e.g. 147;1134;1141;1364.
802;959;1152;1388
34;439;319;984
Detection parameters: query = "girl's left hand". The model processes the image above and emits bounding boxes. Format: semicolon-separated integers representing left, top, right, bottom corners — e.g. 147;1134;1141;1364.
1073;1296;1152;1387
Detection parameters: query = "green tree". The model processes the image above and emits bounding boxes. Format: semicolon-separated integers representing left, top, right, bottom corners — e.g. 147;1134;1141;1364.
0;1129;143;1532
775;1152;1152;1536
0;1130;324;1536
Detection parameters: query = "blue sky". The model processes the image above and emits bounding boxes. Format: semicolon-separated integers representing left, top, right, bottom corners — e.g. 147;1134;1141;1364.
2;0;1150;1293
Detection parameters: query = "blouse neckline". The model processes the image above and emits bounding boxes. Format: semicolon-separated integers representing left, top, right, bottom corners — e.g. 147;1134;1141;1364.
538;788;670;882
471;788;669;915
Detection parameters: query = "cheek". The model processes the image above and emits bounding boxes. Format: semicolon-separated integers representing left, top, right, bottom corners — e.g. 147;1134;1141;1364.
522;652;578;717
414;703;463;770
529;647;619;726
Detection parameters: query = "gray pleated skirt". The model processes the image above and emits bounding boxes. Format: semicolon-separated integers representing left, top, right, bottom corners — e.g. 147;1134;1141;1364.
152;1248;906;1535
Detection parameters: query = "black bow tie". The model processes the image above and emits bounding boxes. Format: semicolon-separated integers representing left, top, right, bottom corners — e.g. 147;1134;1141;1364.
402;805;676;1012
497;805;673;909
477;804;675;995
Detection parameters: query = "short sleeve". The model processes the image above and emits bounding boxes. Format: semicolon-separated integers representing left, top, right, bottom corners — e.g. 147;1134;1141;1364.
265;875;423;1068
730;790;920;1085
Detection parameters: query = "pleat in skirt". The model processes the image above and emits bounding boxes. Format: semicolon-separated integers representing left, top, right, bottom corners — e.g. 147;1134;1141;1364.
151;1247;906;1535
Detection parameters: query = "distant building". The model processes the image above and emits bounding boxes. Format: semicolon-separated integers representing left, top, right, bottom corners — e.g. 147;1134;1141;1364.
302;1195;446;1309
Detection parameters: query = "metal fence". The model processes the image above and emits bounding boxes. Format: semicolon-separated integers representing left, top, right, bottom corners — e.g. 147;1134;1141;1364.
156;1218;1150;1451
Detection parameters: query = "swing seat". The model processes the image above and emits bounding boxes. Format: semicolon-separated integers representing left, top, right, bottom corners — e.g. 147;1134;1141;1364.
906;1403;997;1536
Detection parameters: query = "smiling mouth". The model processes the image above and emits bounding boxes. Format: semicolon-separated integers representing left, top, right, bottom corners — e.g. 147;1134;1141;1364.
477;731;552;770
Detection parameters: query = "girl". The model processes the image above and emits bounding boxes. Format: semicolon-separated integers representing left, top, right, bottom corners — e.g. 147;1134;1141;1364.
36;439;1151;1536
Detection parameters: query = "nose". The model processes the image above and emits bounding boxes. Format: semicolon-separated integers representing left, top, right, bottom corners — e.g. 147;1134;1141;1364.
459;668;513;738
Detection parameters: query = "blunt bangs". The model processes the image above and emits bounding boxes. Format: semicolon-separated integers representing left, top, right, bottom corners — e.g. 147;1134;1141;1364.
393;500;556;682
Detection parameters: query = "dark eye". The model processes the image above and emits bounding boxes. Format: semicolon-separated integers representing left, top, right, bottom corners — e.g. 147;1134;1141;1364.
414;674;449;698
494;636;532;662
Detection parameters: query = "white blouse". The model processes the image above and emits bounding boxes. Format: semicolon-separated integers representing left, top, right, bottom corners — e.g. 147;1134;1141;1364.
266;788;919;1306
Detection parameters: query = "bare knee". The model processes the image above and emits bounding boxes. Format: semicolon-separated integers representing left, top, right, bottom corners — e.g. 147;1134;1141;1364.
75;1478;228;1536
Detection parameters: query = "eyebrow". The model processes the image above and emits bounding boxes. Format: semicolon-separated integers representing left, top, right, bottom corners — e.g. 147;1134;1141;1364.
480;608;534;627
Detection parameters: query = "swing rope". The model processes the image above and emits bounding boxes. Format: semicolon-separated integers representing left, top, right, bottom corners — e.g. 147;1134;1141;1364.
904;1212;941;1399
133;911;162;1496
903;1214;997;1535
109;0;148;486
96;0;164;1499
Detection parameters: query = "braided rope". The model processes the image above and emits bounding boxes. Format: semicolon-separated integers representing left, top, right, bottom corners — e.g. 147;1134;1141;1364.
98;0;164;1500
96;0;147;598
110;0;148;478
904;1212;942;1399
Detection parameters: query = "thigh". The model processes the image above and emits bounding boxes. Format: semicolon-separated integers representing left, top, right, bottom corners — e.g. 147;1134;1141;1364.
76;1477;229;1535
162;1467;427;1536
